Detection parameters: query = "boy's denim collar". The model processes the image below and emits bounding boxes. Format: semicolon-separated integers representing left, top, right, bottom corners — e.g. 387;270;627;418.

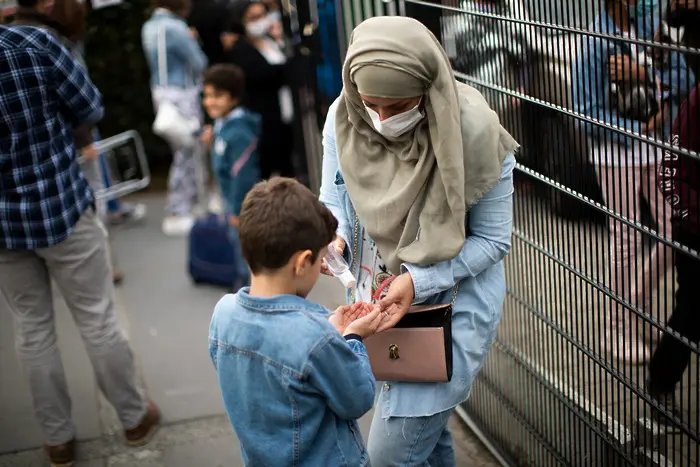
235;288;330;315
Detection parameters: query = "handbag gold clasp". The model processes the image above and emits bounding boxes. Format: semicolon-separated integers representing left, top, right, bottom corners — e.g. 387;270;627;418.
389;344;400;360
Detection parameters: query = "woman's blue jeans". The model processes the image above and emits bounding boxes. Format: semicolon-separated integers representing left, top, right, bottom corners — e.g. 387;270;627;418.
367;407;456;467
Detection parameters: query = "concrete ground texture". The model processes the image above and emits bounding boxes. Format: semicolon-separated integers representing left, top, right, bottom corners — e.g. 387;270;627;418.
0;194;500;466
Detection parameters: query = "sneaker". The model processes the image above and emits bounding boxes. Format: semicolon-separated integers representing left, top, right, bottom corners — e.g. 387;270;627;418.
603;327;651;365
109;203;147;226
162;215;195;237
125;400;161;447
44;439;75;467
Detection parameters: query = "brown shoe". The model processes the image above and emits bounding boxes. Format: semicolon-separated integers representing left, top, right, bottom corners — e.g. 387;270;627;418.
44;439;75;467
124;400;161;447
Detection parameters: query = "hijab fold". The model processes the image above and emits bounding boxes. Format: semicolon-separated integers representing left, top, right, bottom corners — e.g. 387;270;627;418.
335;16;519;275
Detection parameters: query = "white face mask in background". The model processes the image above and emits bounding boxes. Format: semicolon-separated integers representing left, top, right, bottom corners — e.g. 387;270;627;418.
247;16;271;38
365;103;425;138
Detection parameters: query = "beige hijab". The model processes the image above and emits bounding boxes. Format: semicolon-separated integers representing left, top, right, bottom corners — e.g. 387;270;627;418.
335;16;518;275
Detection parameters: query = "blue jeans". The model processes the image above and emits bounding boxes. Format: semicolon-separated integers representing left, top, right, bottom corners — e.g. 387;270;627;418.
368;407;456;467
227;226;250;284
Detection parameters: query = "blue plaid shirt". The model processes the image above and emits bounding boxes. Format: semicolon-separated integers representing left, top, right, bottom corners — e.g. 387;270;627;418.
0;26;103;250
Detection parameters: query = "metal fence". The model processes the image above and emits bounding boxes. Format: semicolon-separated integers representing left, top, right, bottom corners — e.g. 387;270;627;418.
332;0;699;465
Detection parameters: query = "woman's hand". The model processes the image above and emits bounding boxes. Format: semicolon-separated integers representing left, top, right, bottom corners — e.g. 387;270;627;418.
269;21;284;42
643;101;668;136
81;143;99;161
221;32;240;51
329;302;370;334
201;125;213;147
321;236;346;276
377;273;415;333
609;54;646;84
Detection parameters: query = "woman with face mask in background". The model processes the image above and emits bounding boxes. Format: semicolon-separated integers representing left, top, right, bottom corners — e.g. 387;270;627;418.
319;16;518;466
221;0;296;179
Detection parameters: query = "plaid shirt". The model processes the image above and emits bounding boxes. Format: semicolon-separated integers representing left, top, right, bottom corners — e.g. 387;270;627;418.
0;25;103;250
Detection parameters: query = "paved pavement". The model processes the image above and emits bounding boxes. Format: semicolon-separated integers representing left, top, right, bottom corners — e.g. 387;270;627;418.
0;193;500;466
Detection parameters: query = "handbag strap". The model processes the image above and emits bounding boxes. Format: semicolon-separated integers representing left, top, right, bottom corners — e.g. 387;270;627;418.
350;216;461;306
157;25;168;87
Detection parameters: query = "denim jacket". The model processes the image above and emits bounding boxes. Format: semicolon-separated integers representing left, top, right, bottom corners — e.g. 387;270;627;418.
141;9;208;89
319;99;515;419
209;291;374;466
212;107;261;216
572;9;694;166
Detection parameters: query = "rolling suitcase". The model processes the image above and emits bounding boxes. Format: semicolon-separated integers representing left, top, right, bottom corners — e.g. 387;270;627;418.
188;213;237;286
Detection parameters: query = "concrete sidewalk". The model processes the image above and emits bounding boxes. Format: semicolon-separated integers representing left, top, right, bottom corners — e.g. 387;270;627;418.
0;193;500;466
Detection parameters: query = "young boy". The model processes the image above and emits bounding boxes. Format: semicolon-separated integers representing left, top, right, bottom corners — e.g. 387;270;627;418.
208;178;384;466
202;64;260;290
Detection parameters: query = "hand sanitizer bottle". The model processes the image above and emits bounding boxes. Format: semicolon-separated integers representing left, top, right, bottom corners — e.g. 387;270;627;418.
325;245;357;288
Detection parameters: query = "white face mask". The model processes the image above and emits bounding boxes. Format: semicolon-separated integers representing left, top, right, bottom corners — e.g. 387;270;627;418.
365;103;424;138
247;16;271;38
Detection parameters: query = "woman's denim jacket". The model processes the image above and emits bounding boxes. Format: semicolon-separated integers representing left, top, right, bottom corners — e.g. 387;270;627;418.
141;9;208;89
319;100;516;419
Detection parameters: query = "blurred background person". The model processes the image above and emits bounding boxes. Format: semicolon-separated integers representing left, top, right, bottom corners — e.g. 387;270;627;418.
222;0;296;179
649;82;700;423
142;0;208;236
0;25;159;467
187;0;229;65
572;0;694;364
12;0;133;285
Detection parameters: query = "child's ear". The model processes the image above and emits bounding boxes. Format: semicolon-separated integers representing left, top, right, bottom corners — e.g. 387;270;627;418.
293;250;313;276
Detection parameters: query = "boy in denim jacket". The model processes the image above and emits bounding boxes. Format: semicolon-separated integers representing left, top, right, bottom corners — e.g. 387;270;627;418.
209;178;385;466
202;64;260;290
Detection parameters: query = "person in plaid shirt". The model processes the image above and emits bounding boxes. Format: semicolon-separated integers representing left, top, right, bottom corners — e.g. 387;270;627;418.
0;25;159;466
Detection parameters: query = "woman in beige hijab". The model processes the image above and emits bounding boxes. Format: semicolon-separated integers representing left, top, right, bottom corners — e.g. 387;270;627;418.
319;16;518;465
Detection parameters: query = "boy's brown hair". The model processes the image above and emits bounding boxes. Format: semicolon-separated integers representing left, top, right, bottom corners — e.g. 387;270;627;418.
239;178;338;274
203;64;246;101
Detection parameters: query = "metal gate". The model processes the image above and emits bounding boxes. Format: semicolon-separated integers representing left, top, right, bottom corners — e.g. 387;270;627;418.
331;0;699;465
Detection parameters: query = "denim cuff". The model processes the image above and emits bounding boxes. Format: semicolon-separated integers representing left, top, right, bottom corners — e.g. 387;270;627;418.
343;334;362;343
345;338;368;357
401;262;439;303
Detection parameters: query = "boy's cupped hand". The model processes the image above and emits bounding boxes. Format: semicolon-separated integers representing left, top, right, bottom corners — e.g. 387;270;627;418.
330;302;386;338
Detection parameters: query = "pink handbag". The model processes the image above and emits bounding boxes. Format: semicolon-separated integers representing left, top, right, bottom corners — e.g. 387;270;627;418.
363;300;455;383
